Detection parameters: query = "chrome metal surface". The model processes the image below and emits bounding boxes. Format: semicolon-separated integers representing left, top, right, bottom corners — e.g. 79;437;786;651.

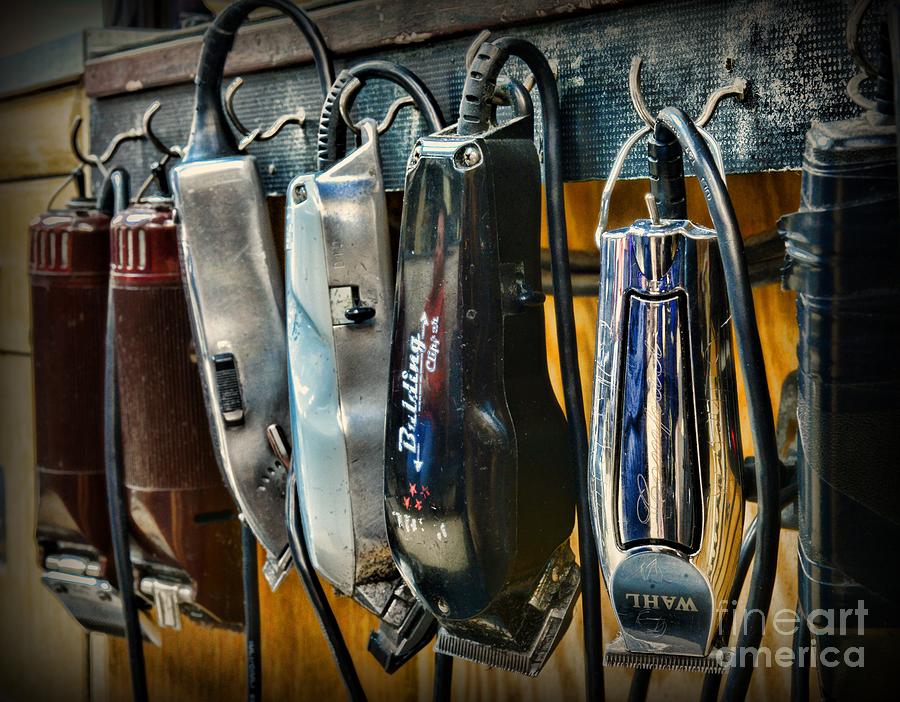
589;218;743;658
41;563;160;644
138;577;195;630
285;120;396;596
170;155;290;588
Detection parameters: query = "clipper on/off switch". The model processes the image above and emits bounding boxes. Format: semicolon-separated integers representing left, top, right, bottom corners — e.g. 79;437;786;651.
213;353;244;427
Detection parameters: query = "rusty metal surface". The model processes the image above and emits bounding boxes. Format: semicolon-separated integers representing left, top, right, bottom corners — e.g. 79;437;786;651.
92;0;879;194
110;202;243;627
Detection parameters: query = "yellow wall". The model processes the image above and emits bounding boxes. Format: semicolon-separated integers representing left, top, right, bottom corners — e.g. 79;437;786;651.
0;85;94;701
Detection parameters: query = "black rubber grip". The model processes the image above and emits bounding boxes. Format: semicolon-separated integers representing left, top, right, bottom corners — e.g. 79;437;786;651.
457;42;506;136
648;122;687;220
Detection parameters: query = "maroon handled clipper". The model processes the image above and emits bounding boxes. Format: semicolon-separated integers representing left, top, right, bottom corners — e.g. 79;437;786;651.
30;179;141;636
110;196;243;631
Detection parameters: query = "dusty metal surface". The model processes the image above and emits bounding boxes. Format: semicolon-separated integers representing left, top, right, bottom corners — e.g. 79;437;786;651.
92;0;879;192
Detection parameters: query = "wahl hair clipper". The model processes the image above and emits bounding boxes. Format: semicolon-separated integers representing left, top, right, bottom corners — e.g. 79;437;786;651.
589;120;744;671
169;0;335;588
285;61;442;672
384;49;579;677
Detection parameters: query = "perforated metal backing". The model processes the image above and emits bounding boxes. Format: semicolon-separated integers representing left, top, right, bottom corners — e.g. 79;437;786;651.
91;0;884;193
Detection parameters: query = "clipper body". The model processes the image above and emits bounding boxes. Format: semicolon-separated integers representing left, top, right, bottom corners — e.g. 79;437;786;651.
287;121;434;671
170;156;290;588
384;115;579;677
29;204;147;636
590;218;743;669
110;200;243;630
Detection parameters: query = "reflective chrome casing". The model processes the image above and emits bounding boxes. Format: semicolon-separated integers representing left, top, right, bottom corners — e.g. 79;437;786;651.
384;114;579;677
589;218;743;660
170;156;290;588
286;121;394;594
286;120;435;672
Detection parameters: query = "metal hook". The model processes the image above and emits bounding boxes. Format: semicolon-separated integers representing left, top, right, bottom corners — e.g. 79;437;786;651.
224;77;306;151
130;101;181;204
595;57;748;245
629;57;746;129
337;76;417;137
142;101;183;158
70;115;143;180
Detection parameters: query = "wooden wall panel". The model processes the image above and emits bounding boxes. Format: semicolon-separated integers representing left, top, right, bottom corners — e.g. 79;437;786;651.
0;352;91;702
105;172;805;701
0;177;76;354
0;85;85;182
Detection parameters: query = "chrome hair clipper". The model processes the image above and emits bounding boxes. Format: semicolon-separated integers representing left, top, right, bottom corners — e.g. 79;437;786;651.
591;202;744;672
285;61;443;672
384;42;580;677
590;68;778;682
169;0;335;589
110;142;243;631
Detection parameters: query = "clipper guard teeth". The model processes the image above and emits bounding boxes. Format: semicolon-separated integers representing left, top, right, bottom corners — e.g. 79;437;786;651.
434;544;581;677
604;635;733;673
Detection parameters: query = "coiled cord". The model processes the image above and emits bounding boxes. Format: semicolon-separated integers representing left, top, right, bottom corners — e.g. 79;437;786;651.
317;60;444;169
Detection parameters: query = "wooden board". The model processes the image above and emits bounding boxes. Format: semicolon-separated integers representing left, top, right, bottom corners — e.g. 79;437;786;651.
83;0;634;98
0;176;78;354
0;352;91;702
0;85;85;182
102;171;807;701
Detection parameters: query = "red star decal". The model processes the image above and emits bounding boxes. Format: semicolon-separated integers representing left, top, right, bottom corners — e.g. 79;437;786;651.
414;499;423;511
403;496;410;509
422;486;430;498
409;483;417;496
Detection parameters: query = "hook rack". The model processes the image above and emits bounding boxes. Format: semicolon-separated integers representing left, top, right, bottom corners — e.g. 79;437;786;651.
132;100;182;203
594;56;748;243
337;77;417;136
224;76;307;151
47;112;145;210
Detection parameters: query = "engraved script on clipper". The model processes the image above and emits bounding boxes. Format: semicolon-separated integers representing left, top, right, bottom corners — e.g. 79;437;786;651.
588;60;749;674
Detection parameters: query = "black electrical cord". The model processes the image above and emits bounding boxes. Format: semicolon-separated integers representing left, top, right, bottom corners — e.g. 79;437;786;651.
432;652;453;702
102;169;148;702
790;601;810;702
285;468;367;702
241;523;263;702
184;0;335;162
654;107;781;702
627;670;651;702
699;481;798;702
317;60;444;169
458;37;604;701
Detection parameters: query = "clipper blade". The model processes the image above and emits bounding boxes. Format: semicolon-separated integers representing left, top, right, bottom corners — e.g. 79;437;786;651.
604;635;733;673
434;546;581;677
